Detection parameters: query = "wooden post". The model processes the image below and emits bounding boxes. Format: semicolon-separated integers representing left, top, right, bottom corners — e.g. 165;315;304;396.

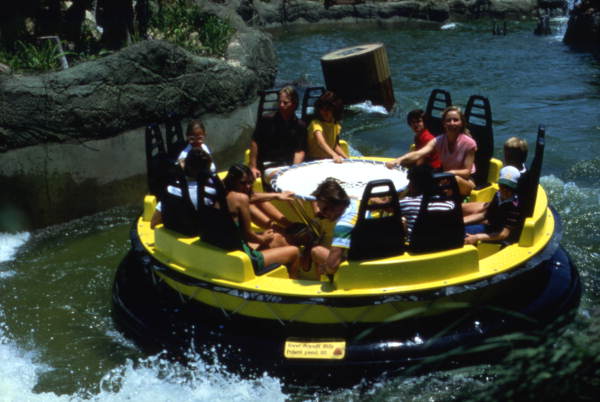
320;43;395;111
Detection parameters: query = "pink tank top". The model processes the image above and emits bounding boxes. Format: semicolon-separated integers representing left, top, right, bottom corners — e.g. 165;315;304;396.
434;133;477;174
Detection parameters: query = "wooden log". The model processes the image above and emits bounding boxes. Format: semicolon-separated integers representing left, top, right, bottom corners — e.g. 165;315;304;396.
320;43;395;111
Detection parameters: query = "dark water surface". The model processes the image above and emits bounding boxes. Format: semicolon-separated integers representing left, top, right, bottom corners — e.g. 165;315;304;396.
1;19;599;400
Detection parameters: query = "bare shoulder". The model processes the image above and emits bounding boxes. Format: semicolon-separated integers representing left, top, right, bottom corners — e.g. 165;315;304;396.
227;191;250;205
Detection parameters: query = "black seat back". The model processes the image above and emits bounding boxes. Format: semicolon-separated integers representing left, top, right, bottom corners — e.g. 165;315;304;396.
160;168;200;237
424;89;452;136
409;173;464;253
197;177;245;252
164;113;187;160
348;180;405;260
301;86;326;123
518;125;545;220
257;89;280;121
145;123;176;200
465;95;494;188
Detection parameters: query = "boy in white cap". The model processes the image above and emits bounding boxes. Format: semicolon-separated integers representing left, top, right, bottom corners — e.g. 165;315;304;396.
463;165;521;245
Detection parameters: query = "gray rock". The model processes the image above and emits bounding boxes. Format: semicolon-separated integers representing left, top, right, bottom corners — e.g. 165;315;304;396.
236;0;546;27
0;37;275;153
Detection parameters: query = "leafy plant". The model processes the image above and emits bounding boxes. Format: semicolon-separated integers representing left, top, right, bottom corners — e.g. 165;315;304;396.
0;40;66;73
149;0;235;57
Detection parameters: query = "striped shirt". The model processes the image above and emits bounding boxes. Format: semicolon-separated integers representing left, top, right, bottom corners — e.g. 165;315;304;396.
399;195;455;236
156;177;217;212
331;200;360;249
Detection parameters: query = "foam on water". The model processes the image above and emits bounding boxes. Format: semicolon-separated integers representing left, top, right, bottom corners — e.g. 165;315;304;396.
440;23;457;30
92;353;286;402
347;101;389;116
0;327;287;401
0;231;30;263
0;311;71;401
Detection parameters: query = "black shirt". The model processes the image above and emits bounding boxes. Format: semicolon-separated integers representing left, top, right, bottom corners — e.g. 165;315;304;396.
485;192;521;242
252;112;307;170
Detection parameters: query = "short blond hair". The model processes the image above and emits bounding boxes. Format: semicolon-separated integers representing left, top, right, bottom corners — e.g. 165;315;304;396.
279;85;298;108
504;137;528;167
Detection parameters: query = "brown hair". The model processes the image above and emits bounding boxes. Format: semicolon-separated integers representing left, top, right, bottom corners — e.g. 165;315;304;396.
504;137;528;168
406;109;425;126
186;119;205;137
223;163;253;195
314;91;344;122
184;148;212;178
312;178;350;208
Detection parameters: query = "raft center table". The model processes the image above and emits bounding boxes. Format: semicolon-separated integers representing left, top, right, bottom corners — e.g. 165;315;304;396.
270;159;408;236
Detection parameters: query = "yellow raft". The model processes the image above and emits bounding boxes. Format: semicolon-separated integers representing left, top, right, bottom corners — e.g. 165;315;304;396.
113;155;579;382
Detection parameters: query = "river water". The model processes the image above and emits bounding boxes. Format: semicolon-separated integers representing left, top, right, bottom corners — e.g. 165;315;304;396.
1;18;599;401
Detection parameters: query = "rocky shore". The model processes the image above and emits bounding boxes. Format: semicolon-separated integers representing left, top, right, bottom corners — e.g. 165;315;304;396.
563;0;600;49
0;0;571;231
241;0;546;29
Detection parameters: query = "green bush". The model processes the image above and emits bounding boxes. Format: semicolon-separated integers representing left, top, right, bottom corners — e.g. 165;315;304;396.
149;0;235;57
0;40;65;73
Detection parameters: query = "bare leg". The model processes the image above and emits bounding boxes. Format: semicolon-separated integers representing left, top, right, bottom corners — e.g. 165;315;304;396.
311;245;330;276
257;231;290;249
249;203;272;229
455;176;475;197
256;201;291;227
262;246;300;279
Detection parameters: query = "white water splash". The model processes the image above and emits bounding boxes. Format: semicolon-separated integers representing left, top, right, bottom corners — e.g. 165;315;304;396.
0;230;287;401
0;311;71;401
347;100;389;115
441;23;457;30
0;321;287;401
0;232;30;264
92;353;287;402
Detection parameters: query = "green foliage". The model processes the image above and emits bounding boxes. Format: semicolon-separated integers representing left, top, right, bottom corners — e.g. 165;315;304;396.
455;315;600;402
149;0;235;57
0;40;65;73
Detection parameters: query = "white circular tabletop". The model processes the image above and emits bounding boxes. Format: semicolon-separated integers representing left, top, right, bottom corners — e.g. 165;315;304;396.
271;159;408;201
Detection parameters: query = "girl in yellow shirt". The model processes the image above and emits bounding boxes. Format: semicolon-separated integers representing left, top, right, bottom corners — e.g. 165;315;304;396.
306;91;348;162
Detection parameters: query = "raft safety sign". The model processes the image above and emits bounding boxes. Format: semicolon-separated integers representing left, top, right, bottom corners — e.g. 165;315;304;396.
284;339;346;360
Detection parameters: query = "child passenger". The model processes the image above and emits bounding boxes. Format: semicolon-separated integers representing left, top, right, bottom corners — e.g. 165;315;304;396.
224;164;301;278
463;166;522;245
385;109;441;170
178;119;217;173
306;91;349;163
151;148;216;229
223;164;295;232
503;136;528;173
310;178;356;276
399;165;455;242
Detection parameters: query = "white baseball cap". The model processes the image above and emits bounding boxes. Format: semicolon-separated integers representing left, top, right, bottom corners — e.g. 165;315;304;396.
498;166;521;189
